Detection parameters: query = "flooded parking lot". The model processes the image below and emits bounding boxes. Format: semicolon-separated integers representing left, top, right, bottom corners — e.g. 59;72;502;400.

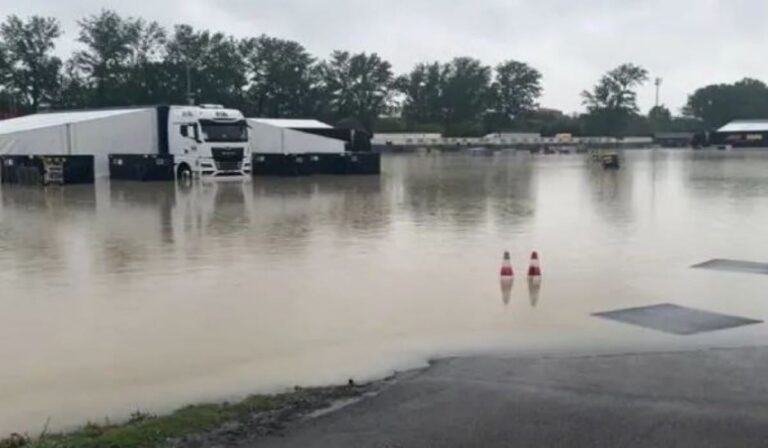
3;150;768;434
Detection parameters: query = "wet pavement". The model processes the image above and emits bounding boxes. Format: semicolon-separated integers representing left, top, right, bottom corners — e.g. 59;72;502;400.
252;346;768;447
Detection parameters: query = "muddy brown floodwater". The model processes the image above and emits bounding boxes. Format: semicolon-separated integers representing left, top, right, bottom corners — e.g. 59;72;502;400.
3;150;768;435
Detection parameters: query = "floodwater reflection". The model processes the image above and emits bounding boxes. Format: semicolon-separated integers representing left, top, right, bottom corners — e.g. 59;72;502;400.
500;277;513;306
4;151;768;435
528;277;542;308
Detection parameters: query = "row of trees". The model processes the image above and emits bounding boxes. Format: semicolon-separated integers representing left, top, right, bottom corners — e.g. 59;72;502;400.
0;11;397;129
0;11;766;136
383;62;702;136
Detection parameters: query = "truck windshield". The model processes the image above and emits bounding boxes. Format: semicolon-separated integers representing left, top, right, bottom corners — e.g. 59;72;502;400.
200;121;248;142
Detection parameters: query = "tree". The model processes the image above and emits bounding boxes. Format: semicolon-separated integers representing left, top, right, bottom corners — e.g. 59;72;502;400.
527;109;583;136
491;60;542;121
441;57;491;135
165;24;248;107
0;43;16;115
581;63;648;136
684;78;768;129
0;15;62;111
130;21;166;66
55;60;90;109
669;116;705;133
318;51;393;130
396;62;447;127
74;10;146;106
648;105;672;132
243;35;318;117
0;38;10;106
122;20;167;105
582;63;648;112
374;116;408;133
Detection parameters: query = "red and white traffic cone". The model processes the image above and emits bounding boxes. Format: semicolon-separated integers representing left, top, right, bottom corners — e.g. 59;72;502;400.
500;251;514;306
527;251;541;278
527;251;541;306
500;251;514;278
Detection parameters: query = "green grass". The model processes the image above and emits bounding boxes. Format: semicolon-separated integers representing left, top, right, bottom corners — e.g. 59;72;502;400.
3;382;369;448
8;394;283;448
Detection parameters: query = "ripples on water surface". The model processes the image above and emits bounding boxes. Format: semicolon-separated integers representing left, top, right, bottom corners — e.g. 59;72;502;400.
3;150;768;433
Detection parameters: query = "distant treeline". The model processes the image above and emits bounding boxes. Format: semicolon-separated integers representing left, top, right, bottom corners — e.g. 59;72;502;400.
0;11;767;136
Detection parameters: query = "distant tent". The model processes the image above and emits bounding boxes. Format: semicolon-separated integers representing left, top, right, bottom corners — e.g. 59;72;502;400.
710;119;768;148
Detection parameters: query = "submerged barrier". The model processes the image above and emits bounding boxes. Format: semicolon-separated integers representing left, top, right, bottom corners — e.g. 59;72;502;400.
109;154;175;181
0;155;94;185
252;152;381;177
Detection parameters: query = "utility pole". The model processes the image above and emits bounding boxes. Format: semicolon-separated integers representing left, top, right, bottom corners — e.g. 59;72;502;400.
186;61;194;105
654;78;663;108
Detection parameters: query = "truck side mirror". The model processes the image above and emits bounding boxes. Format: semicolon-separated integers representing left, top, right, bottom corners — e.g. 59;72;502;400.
180;125;189;138
192;124;202;143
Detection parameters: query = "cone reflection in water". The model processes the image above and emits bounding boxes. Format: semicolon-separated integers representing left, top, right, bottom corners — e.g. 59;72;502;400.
528;276;541;308
500;277;513;306
500;251;514;278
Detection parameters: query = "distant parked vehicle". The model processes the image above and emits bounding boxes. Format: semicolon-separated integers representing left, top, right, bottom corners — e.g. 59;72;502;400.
601;152;620;169
467;147;494;156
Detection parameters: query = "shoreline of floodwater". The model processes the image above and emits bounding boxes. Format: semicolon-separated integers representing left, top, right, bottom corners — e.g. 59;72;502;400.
0;381;382;448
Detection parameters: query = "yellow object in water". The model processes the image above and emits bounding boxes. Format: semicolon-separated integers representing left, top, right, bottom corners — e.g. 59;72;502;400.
600;152;620;169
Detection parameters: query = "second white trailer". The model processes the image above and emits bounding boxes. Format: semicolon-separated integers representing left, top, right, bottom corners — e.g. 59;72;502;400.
247;118;380;176
248;119;346;155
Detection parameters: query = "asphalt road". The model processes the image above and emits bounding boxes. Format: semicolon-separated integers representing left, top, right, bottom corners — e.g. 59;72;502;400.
250;346;768;447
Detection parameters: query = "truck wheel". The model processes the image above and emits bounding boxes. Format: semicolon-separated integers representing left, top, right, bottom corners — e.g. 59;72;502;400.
177;164;192;181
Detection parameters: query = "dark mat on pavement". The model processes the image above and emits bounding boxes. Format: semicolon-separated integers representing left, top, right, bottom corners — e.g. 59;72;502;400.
692;259;768;275
593;303;762;335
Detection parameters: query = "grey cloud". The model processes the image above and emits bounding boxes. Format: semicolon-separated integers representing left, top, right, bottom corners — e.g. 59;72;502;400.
1;0;766;114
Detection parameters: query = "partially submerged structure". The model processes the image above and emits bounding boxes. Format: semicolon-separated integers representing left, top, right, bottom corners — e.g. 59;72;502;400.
248;118;379;176
653;132;693;148
0;109;379;185
0;105;251;184
709;120;768;149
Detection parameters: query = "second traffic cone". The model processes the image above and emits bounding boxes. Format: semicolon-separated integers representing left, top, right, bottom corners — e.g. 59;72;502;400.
500;251;514;277
527;251;541;278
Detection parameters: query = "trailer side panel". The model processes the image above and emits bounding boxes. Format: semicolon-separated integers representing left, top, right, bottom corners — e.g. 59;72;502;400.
70;109;158;178
0;126;67;157
248;119;345;155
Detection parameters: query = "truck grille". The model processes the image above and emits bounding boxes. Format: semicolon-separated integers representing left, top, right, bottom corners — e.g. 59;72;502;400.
212;147;244;161
215;161;242;171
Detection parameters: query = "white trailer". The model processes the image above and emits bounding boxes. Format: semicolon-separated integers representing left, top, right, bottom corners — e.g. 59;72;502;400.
0;105;251;181
247;118;346;155
246;117;380;176
247;118;356;176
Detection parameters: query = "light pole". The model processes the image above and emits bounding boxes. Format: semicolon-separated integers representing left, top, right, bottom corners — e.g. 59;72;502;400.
186;61;194;105
654;77;663;108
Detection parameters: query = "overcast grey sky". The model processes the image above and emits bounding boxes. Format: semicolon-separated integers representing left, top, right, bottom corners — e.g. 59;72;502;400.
1;0;765;114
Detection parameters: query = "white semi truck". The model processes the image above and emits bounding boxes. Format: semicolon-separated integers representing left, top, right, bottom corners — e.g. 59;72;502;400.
0;104;251;183
167;105;251;178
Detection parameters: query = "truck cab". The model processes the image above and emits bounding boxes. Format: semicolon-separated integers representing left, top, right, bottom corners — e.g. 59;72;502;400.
168;105;251;178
